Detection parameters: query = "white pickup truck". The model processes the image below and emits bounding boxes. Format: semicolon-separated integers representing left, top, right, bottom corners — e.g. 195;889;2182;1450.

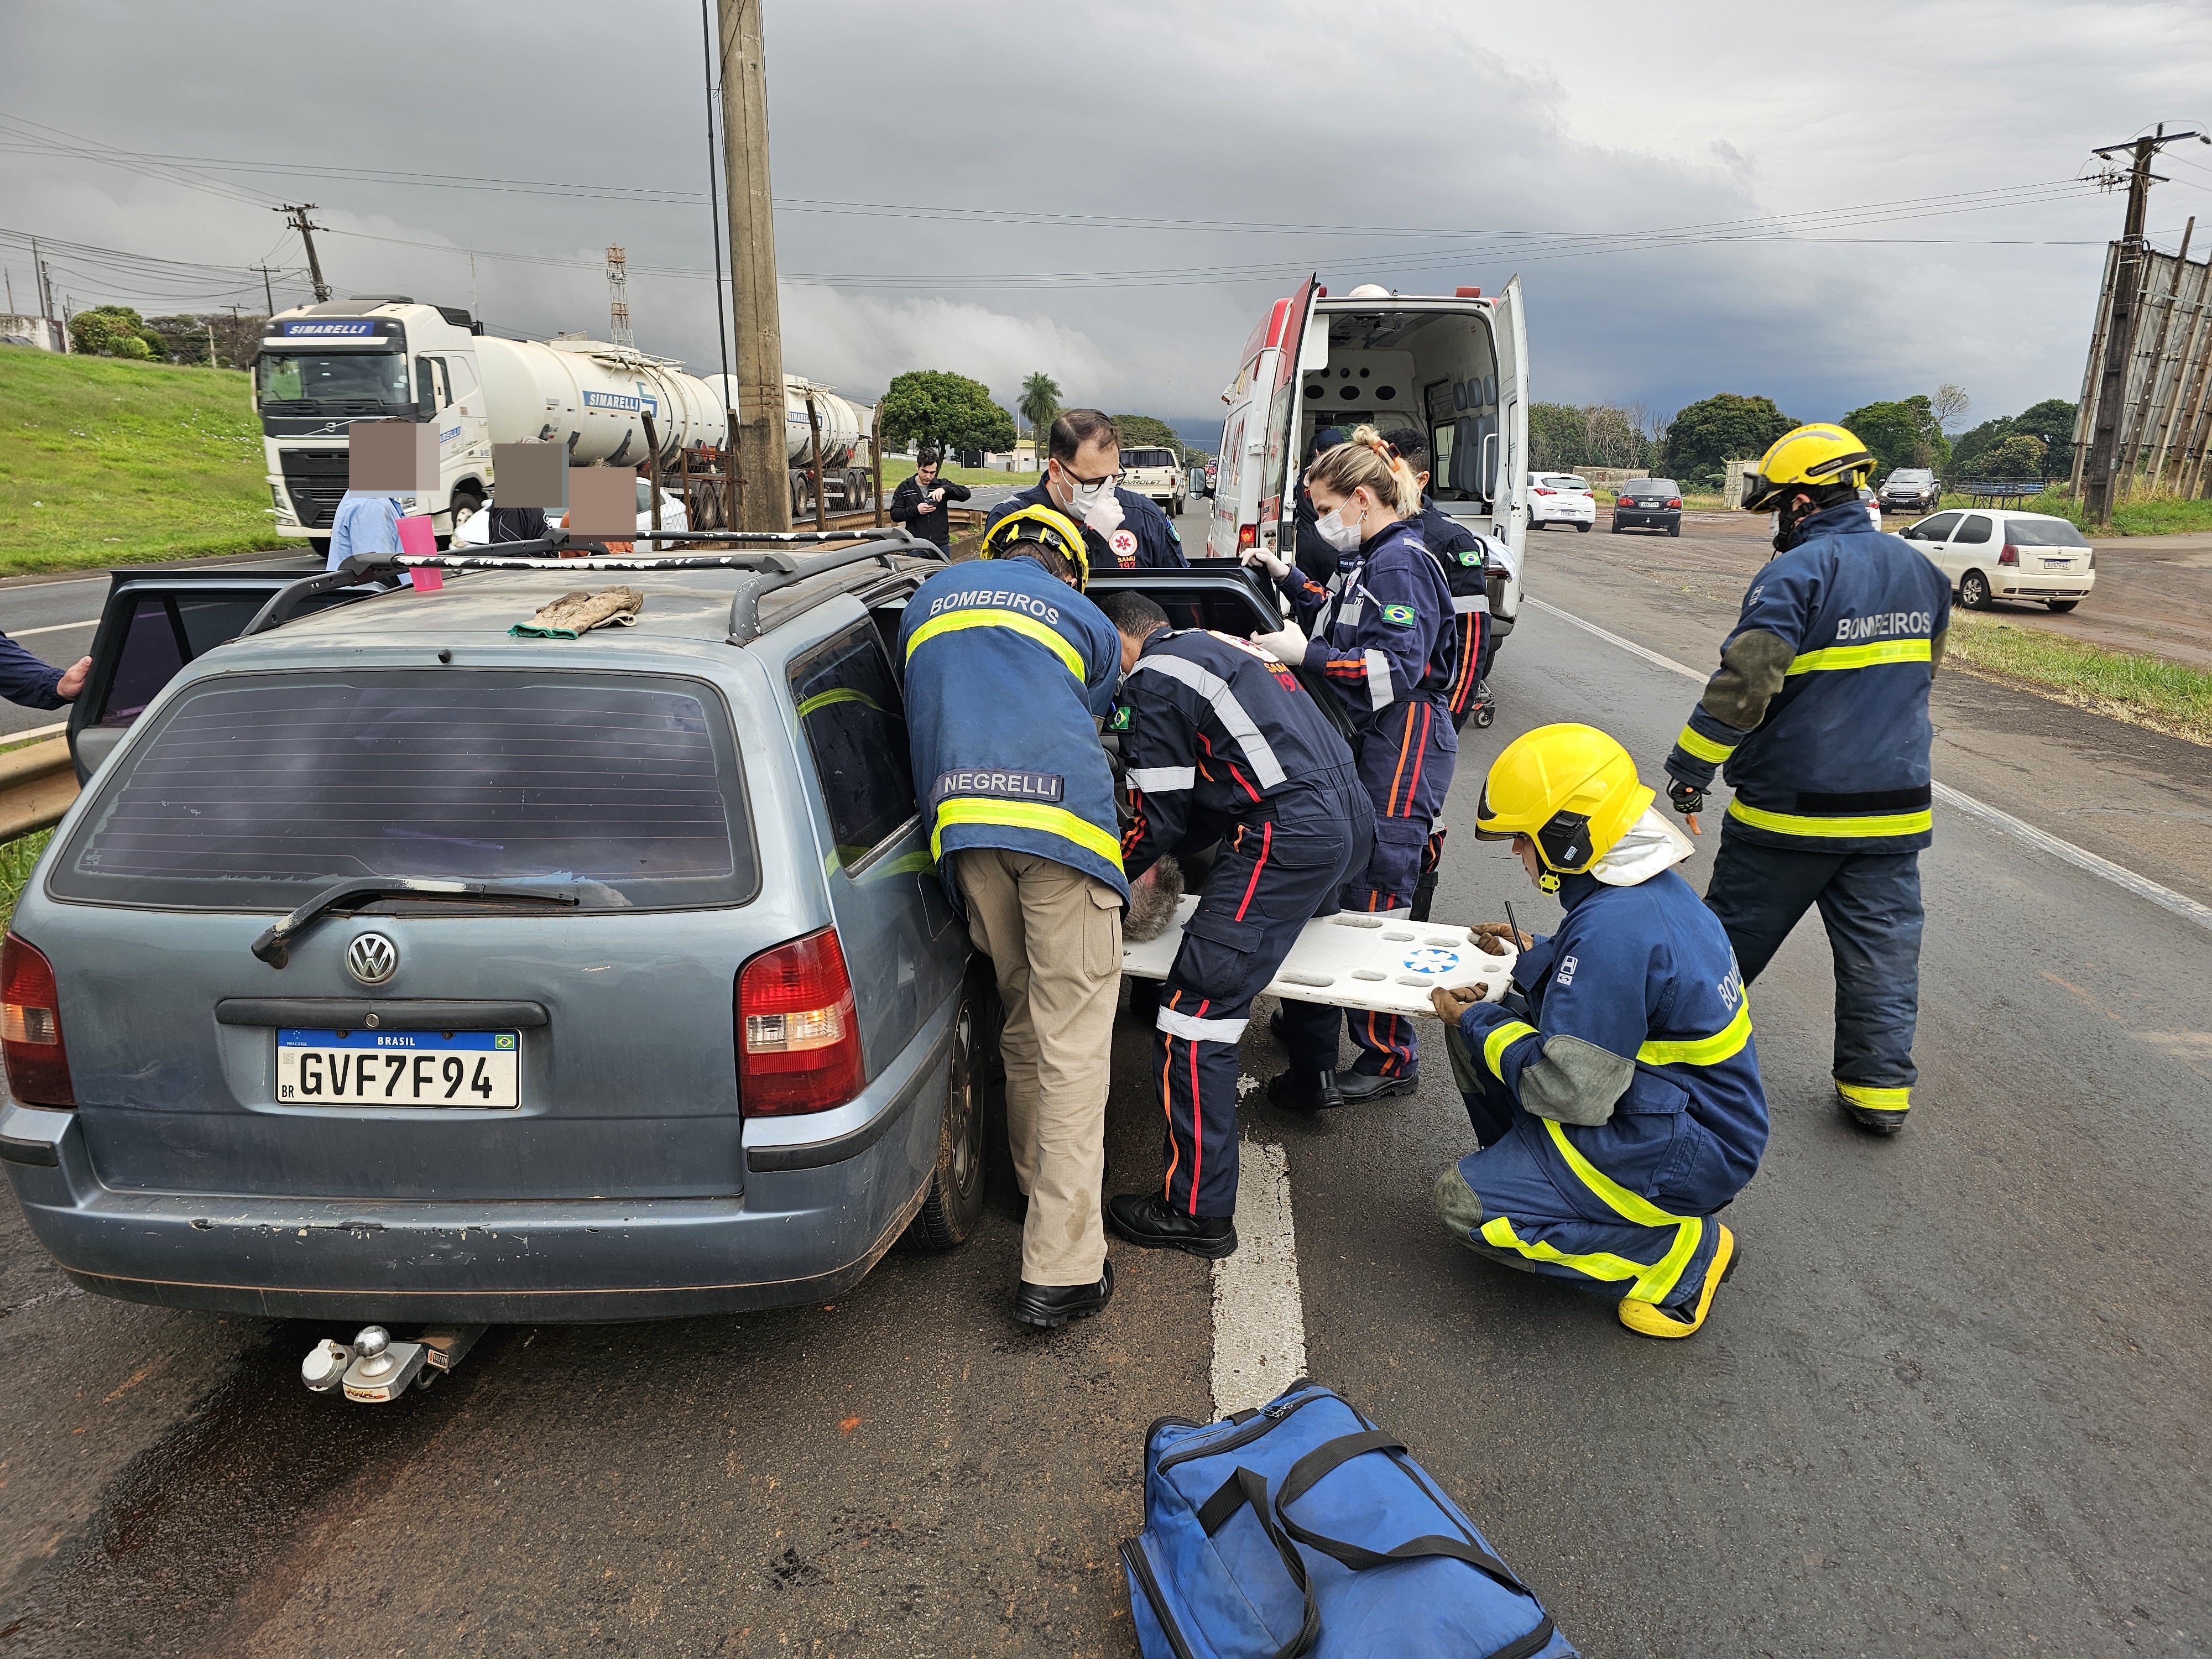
1120;446;1186;515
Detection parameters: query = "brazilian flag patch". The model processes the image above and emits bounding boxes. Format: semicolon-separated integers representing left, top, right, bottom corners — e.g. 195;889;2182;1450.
1109;704;1132;732
1459;548;1483;566
1381;602;1417;628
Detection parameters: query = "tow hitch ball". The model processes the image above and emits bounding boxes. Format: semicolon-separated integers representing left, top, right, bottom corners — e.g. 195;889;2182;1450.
300;1324;484;1402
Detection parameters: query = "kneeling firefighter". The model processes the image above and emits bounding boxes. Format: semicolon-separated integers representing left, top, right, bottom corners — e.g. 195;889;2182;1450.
1662;422;1951;1136
1431;725;1770;1339
1097;592;1374;1259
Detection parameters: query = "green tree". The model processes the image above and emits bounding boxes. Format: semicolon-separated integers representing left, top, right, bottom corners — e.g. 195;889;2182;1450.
1840;394;1950;473
1019;371;1060;460
2013;398;2078;454
1950;414;2016;473
69;304;163;358
1110;414;1187;460
147;315;212;365
1985;434;2048;479
1528;403;1586;471
1661;393;1794;477
878;369;1016;457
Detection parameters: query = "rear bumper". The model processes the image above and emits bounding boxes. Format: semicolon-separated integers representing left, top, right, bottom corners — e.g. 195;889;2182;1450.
1610;509;1680;529
1996;572;2095;598
1;1001;954;1323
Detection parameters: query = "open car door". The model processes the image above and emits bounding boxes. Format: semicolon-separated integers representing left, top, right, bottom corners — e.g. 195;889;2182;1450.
1487;275;1529;624
1261;274;1324;562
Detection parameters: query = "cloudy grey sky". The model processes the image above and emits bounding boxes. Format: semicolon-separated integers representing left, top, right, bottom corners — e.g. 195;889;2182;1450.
6;0;2211;442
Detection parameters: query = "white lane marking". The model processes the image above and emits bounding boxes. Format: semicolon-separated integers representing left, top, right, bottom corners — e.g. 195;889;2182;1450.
2;721;69;743
1525;595;2212;936
7;619;99;638
1212;1136;1306;1416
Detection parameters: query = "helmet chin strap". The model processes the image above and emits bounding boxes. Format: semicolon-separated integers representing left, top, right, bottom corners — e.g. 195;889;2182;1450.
1537;871;1562;895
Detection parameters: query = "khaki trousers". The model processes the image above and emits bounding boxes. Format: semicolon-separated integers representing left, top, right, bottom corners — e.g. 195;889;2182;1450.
952;847;1122;1286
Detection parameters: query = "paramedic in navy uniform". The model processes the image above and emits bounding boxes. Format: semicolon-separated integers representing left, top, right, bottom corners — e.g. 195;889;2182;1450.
986;409;1187;572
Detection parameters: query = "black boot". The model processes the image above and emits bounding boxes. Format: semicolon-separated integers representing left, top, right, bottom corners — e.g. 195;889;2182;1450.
1331;1067;1418;1103
1108;1193;1238;1259
1266;1068;1344;1113
1013;1260;1114;1329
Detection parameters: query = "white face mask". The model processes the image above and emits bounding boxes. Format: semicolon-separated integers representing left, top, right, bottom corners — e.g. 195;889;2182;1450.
1056;463;1123;534
1314;499;1365;554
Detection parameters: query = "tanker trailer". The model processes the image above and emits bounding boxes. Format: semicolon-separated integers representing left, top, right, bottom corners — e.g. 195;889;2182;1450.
474;335;728;465
706;374;878;517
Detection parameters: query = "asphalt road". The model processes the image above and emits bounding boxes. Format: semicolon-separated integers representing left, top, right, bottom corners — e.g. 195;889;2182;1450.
1;506;2207;1656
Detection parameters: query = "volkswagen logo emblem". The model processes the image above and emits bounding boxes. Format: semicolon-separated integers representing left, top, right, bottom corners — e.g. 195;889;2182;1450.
346;932;399;987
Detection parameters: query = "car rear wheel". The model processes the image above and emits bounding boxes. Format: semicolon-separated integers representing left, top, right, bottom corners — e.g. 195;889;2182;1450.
1960;570;1994;611
2046;599;2080;613
1575;521;1590;533
901;964;997;1254
1667;523;1681;538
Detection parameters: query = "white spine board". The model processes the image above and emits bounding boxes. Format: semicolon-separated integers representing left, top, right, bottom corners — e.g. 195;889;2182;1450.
1121;899;1517;1017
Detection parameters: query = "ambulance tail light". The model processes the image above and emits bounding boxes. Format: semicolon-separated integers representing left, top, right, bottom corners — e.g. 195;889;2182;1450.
2;933;74;1108
1455;286;1483;298
1237;523;1258;551
1999;544;2020;566
738;928;862;1115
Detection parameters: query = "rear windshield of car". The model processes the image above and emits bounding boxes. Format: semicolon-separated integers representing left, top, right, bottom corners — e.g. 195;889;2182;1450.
50;671;755;912
1121;448;1176;469
1623;480;1677;495
1543;476;1589;491
2001;514;2091;547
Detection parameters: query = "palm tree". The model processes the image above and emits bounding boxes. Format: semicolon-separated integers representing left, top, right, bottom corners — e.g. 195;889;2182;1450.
1019;372;1061;476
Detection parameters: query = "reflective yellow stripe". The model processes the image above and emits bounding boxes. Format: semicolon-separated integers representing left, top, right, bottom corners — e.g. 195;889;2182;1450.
1479;1215;1651;1289
1673;723;1737;764
1837;1081;1911;1112
929;797;1124;871
1636;996;1752;1067
1483;1020;1538;1080
1540;1118;1702;1305
1726;799;1933;839
905;608;1084;680
1785;638;1932;676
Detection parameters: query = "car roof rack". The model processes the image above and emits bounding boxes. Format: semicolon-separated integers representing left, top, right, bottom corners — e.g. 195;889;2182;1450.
237;529;945;641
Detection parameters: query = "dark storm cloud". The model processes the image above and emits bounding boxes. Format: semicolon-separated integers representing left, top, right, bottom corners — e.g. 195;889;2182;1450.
5;0;2210;436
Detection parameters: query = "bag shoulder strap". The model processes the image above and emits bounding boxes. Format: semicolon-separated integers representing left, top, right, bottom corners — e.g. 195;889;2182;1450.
1274;1430;1528;1594
1196;1465;1322;1659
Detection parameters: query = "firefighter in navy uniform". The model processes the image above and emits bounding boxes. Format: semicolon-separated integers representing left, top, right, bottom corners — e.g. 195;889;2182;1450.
1433;725;1770;1340
901;504;1128;1329
1096;592;1373;1259
1661;423;1952;1137
1241;426;1459;1107
985;408;1188;572
1382;428;1495;923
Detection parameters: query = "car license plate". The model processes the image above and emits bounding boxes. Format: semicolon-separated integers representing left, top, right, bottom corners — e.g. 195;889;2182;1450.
276;1029;520;1108
2042;557;2070;567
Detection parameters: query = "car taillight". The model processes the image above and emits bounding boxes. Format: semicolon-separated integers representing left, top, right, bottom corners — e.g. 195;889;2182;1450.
2;934;74;1108
1999;544;2018;566
1532;487;1553;496
1666;498;1682;509
738;928;862;1115
1237;523;1258;550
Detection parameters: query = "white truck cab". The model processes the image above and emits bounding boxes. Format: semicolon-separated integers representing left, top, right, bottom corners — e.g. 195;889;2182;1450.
1207;277;1530;639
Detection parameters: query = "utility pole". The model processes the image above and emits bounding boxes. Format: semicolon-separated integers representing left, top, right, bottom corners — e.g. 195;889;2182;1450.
606;245;634;350
717;0;791;531
254;264;277;315
276;204;332;303
2081;123;2206;524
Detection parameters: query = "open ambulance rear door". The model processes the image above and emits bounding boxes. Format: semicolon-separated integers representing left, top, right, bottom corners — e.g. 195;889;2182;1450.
1260;275;1324;562
1487;276;1530;626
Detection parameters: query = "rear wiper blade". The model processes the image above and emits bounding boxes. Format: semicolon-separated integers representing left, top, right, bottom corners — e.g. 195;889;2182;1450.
250;878;580;968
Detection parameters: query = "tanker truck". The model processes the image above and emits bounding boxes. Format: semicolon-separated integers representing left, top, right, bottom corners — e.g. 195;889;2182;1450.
254;295;874;542
705;374;877;520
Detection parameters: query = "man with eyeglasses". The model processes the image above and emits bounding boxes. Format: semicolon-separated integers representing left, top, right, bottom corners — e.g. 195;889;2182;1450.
985;409;1188;571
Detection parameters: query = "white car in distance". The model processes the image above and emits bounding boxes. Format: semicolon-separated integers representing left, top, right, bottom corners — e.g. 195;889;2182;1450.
1893;508;2095;612
1527;472;1596;531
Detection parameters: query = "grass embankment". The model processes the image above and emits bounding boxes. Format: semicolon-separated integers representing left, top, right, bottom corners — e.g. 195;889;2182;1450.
0;828;52;932
0;348;280;575
880;456;1035;491
1948;613;2212;746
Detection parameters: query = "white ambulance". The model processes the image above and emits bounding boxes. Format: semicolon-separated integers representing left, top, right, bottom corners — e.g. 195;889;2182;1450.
1206;276;1530;645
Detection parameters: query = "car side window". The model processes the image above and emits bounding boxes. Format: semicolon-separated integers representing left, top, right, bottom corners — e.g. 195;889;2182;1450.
1911;511;1962;542
1953;514;1992;546
789;623;917;868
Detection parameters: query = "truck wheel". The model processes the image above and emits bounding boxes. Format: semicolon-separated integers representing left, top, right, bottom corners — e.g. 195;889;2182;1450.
901;965;996;1254
1960;570;1994;611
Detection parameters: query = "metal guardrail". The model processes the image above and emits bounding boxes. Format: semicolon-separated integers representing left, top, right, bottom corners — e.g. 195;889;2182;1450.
0;737;79;842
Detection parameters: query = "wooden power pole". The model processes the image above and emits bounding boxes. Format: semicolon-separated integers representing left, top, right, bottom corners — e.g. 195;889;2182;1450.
276;204;333;304
717;0;791;531
2081;124;2204;525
